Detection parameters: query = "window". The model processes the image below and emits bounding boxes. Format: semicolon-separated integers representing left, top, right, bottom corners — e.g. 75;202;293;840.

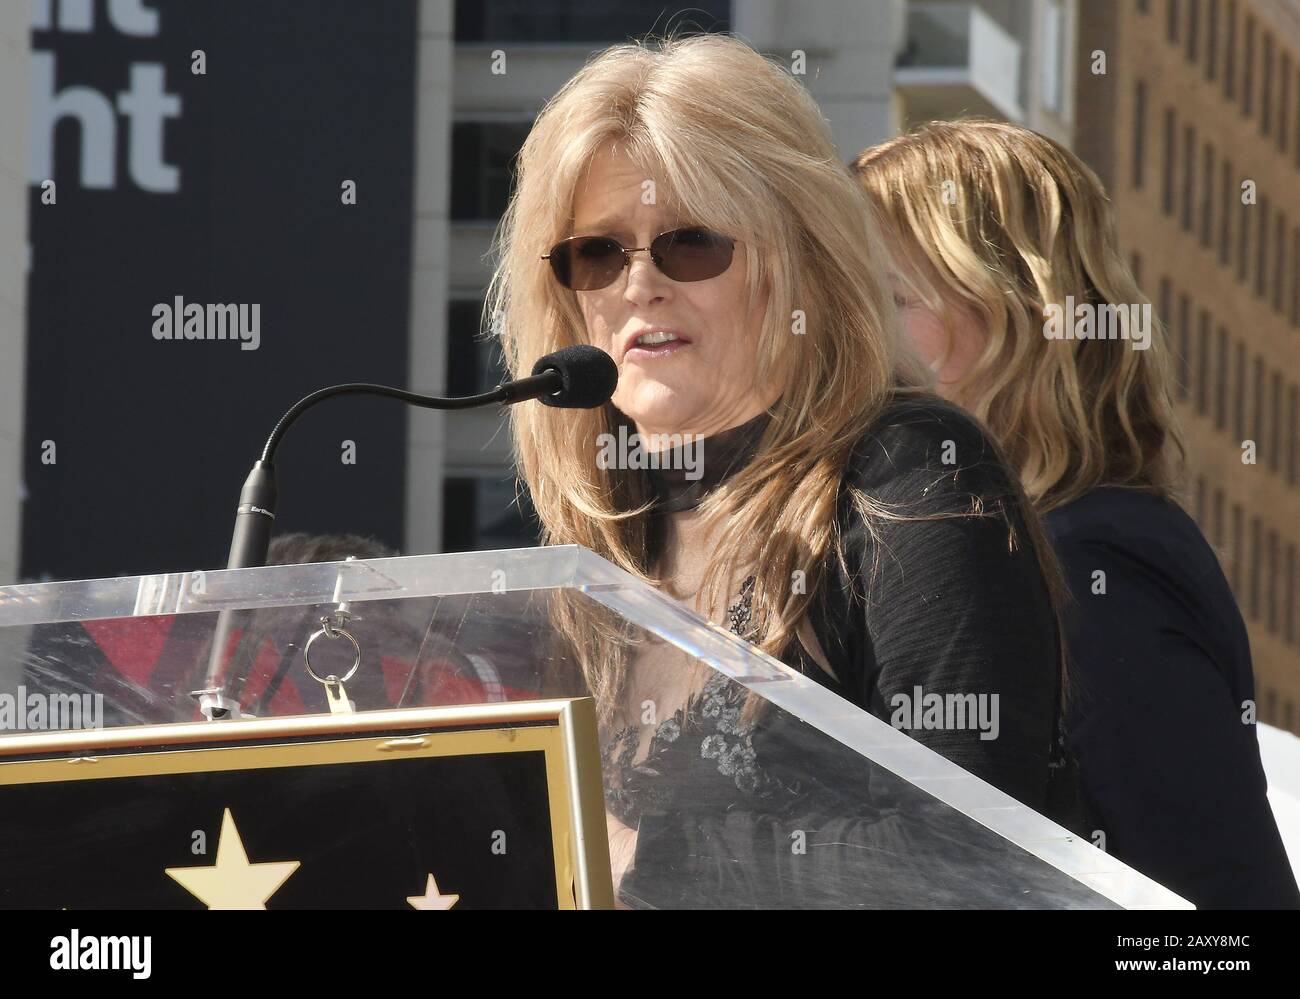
1224;1;1238;99
1238;191;1250;283
1213;489;1225;547
1196;310;1211;415
1207;0;1220;80
1231;503;1244;593
1281;53;1293;153
446;299;507;396
1262;33;1275;135
1133;81;1147;189
1268;530;1279;633
1275;213;1287;313
453;0;730;42
1255;196;1269;299
1162;108;1177;215
1220;157;1233;265
1244;16;1255;115
1215;326;1228;429
1294;229;1300;325
1250;516;1261;620
1178;293;1192;402
1200;142;1215;246
1287;542;1297;644
442;474;539;553
1159;276;1172;337
1271;370;1282;472
1253;355;1265;449
1041;0;1067;115
1295;64;1300;167
1188;0;1201;61
1168;0;1181;43
1234;340;1247;442
1290;385;1299;485
1182;125;1196;231
450;122;532;222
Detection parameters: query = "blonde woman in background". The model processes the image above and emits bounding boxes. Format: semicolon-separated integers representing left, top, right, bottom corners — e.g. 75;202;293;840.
490;38;1078;908
854;121;1299;909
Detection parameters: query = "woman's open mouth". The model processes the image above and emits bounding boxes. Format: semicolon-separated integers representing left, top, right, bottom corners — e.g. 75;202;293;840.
625;330;690;359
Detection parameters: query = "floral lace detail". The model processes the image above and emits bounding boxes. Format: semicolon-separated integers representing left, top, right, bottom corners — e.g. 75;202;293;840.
697;673;765;792
601;720;679;820
726;575;757;639
602;575;793;825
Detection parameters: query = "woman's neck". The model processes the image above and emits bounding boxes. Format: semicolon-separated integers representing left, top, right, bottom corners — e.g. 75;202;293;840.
643;410;771;514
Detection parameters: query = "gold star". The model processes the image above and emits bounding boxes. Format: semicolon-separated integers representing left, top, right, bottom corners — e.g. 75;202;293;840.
165;808;300;909
407;873;459;909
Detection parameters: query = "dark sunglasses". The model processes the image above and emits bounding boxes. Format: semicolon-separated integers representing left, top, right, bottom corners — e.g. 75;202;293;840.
542;227;735;291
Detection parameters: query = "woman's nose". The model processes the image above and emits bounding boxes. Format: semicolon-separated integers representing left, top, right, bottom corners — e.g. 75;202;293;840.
623;252;671;307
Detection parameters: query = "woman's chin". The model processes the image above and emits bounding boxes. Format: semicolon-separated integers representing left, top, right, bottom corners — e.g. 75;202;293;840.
615;383;700;436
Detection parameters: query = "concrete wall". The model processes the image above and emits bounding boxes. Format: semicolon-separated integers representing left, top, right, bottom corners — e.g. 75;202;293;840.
0;4;28;585
404;0;454;556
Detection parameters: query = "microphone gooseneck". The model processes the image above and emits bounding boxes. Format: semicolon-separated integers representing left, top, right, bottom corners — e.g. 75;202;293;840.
227;345;618;571
197;345;618;719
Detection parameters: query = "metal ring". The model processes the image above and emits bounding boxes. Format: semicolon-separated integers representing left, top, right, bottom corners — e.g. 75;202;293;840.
303;625;361;685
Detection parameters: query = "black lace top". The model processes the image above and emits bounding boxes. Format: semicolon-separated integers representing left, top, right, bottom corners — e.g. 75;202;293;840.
601;577;808;827
599;411;863;830
606;396;1082;907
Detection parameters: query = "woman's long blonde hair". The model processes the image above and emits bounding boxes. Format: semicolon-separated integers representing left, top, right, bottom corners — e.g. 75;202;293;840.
853;121;1186;512
487;34;930;718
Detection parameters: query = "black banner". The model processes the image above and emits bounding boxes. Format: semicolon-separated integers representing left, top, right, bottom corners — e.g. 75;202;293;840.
22;0;418;580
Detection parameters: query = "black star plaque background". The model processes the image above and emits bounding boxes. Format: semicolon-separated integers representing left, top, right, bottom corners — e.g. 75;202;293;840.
0;723;576;909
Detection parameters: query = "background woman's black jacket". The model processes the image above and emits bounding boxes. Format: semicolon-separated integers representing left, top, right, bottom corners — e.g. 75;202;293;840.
1047;487;1300;909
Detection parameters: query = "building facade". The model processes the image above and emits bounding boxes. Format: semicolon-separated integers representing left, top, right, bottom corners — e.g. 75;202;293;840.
1074;0;1300;732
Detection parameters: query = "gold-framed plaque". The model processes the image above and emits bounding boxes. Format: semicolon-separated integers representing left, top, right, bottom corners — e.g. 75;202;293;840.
0;697;613;909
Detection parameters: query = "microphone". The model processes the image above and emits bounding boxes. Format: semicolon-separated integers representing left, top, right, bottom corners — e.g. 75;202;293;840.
192;345;617;719
229;344;617;572
528;344;619;409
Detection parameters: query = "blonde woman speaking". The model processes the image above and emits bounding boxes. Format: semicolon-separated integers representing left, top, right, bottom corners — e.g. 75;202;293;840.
489;38;1076;907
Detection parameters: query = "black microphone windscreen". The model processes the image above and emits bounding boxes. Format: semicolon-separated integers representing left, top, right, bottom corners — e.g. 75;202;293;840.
531;345;618;409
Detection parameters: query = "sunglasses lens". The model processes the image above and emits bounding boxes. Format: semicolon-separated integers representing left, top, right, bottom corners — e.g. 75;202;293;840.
549;237;625;291
652;228;734;282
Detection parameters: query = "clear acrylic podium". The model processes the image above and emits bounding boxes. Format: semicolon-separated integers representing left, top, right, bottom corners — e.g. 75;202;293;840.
0;545;1190;909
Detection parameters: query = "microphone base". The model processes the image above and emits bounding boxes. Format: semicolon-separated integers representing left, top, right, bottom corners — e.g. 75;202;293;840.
190;687;242;721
